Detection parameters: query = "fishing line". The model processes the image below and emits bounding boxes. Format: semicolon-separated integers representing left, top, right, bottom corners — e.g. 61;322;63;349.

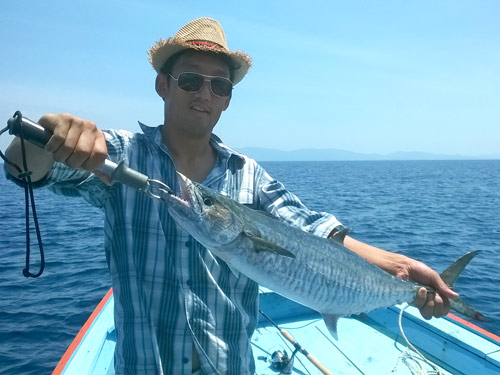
0;111;45;278
392;303;443;375
314;326;365;375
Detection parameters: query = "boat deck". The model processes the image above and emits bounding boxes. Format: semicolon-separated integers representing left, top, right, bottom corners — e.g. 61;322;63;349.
53;288;500;375
256;291;500;374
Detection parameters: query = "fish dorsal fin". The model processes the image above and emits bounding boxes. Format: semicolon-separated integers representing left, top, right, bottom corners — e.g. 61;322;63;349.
440;250;480;287
322;314;341;340
243;230;296;258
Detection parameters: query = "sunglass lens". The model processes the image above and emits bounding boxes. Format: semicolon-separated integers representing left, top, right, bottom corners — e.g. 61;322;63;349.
211;78;232;97
177;73;204;92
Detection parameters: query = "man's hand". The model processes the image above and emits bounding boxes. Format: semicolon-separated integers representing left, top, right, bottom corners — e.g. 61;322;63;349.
40;113;108;171
395;257;458;319
342;236;458;320
5;113;108;182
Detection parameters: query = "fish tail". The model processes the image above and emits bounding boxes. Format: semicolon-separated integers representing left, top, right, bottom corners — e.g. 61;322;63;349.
439;250;488;321
440;250;480;286
450;297;490;321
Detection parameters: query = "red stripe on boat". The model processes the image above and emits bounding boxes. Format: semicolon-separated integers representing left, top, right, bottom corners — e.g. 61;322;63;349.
447;312;500;342
52;288;113;374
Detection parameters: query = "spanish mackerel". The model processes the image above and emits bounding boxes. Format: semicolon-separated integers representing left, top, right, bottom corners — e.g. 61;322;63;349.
160;173;485;336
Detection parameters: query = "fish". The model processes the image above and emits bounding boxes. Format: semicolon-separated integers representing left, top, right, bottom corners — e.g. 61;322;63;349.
159;172;486;337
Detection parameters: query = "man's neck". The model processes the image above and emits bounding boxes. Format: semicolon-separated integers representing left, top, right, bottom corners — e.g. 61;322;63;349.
162;126;217;183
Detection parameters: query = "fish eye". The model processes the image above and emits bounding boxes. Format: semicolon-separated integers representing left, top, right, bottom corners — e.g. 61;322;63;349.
203;196;213;206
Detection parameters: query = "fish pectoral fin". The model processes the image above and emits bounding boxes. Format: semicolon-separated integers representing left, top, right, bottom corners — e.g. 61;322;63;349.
322;314;341;340
243;231;296;259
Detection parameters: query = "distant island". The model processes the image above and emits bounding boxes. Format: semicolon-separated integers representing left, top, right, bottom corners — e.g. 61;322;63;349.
235;147;500;162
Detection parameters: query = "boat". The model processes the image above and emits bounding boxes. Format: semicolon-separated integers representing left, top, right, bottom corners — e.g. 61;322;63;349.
53;288;500;375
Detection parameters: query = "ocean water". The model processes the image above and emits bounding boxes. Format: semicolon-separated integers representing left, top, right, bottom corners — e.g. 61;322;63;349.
0;160;499;374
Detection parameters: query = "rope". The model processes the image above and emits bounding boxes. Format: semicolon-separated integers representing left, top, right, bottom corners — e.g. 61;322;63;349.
392;303;444;375
0;112;45;278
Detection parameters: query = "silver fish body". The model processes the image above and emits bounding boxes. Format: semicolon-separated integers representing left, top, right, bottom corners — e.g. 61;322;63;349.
160;173;484;334
161;175;419;312
209;206;418;317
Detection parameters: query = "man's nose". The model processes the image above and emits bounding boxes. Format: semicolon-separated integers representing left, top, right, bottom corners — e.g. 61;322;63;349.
195;79;212;99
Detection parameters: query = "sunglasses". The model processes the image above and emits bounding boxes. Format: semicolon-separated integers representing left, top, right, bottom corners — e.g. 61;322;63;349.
168;72;233;97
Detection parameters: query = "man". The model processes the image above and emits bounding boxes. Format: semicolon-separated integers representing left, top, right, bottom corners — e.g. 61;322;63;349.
5;17;457;375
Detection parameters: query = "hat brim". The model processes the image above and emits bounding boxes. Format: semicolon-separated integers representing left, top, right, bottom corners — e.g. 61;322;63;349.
148;38;251;85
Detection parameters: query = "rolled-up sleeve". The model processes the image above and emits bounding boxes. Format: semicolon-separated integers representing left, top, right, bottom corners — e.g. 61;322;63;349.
256;168;345;239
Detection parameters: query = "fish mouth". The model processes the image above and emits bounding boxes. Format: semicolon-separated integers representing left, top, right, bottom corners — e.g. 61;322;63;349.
157;172;203;215
172;172;202;211
175;172;191;202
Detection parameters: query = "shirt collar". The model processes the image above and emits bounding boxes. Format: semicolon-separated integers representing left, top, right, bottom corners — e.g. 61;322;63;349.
138;122;246;169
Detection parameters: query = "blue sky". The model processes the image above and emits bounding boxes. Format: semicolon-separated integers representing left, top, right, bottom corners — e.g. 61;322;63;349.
1;0;499;157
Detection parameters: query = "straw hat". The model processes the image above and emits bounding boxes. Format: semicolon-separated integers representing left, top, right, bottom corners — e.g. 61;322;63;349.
148;17;252;85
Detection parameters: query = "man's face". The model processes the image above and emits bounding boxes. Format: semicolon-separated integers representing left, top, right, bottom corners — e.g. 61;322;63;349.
158;51;232;137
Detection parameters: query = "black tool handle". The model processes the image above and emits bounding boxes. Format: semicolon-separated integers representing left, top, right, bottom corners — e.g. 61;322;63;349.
8;113;52;149
7;111;150;192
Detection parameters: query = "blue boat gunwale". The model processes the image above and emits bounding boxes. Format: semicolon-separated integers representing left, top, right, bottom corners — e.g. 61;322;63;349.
53;288;114;375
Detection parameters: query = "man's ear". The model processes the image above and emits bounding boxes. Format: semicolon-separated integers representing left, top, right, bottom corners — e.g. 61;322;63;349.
155;73;169;99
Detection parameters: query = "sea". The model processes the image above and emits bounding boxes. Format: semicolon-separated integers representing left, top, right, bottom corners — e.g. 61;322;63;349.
0;160;499;375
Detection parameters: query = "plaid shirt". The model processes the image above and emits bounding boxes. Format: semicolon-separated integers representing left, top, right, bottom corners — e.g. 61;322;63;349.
21;123;343;375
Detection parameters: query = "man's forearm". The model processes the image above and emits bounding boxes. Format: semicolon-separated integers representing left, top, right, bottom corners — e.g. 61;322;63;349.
5;137;54;182
343;235;408;276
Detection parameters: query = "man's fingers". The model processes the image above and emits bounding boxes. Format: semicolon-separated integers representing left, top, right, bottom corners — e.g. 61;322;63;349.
37;114;106;171
414;287;452;319
420;291;435;320
413;287;435;320
413;287;427;310
65;127;103;169
431;272;459;299
52;117;84;164
41;114;70;154
37;113;58;133
432;293;450;318
80;130;108;171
